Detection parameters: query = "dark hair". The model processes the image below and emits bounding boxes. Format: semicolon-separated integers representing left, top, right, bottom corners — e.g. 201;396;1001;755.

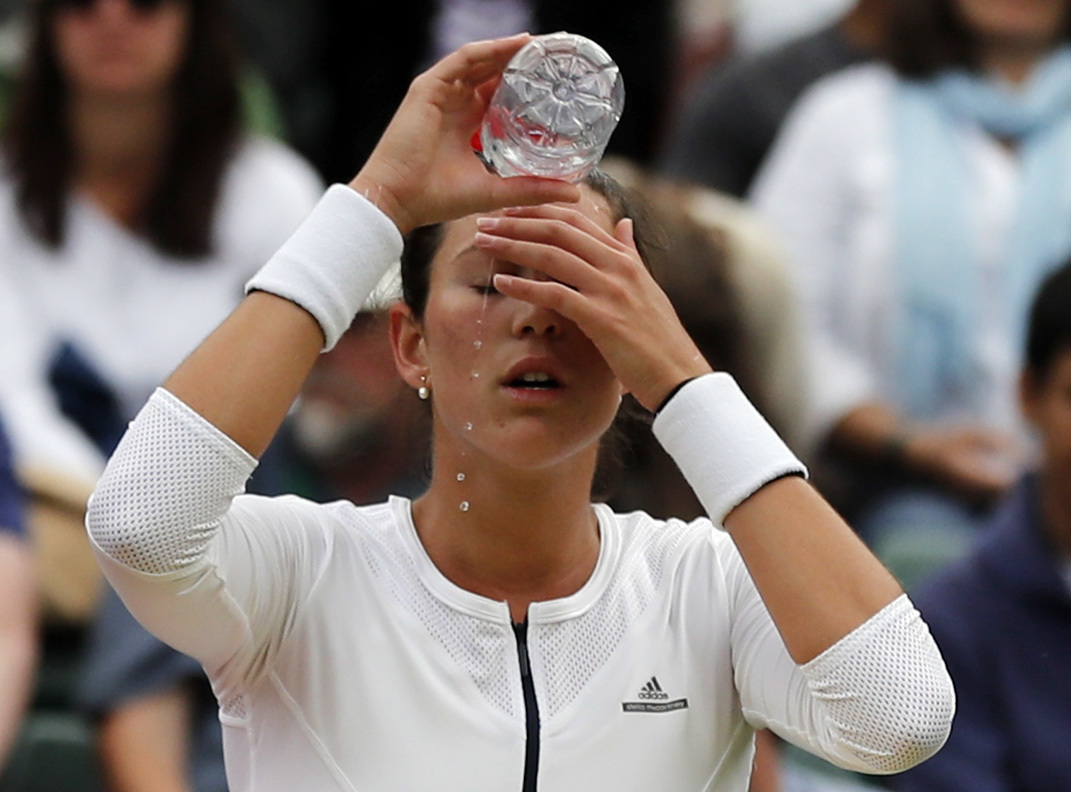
1025;260;1071;382
882;0;1071;78
1;0;243;258
398;168;653;498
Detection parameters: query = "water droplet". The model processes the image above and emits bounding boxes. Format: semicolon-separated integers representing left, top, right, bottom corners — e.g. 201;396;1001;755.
473;340;483;350
465;422;474;431
459;501;470;512
456;473;466;482
471;371;480;379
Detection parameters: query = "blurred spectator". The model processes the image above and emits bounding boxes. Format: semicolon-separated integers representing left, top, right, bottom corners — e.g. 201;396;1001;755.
0;0;322;481
273;308;429;506
750;0;1071;587
0;415;36;774
0;0;321;788
891;260;1071;792
658;0;893;198
220;0;676;183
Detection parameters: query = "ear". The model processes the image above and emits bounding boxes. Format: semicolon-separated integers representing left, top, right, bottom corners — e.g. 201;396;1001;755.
390;302;427;390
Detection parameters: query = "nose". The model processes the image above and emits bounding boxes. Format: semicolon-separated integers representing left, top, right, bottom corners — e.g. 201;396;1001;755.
511;300;562;338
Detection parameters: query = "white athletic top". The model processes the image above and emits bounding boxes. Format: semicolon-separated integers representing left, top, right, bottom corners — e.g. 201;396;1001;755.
85;188;954;791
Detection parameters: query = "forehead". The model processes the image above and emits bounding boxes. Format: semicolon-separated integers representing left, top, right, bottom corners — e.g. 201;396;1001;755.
434;189;616;267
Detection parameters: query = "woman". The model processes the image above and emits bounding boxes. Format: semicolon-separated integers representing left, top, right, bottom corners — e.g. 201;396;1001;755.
0;0;322;483
86;35;954;792
750;0;1071;583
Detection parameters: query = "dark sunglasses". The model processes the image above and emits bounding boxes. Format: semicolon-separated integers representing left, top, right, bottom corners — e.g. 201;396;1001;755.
53;0;175;12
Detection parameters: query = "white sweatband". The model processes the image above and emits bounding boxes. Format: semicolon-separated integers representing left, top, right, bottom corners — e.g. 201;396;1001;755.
244;184;405;350
653;373;807;526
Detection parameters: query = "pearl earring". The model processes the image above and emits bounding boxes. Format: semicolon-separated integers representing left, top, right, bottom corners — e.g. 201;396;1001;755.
418;376;430;401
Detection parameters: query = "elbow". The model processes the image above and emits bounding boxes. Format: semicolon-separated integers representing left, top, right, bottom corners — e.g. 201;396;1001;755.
839;671;956;775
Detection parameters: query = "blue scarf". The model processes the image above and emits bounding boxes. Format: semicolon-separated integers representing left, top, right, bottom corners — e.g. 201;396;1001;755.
893;47;1071;419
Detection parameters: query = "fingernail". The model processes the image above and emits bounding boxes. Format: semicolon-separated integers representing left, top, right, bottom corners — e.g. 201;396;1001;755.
474;232;494;246
476;217;499;230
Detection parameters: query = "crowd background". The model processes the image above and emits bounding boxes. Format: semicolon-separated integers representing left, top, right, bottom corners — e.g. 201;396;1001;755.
0;1;1067;791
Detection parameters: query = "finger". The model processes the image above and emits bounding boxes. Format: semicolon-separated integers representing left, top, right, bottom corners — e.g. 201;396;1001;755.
429;34;531;87
476;218;620;279
502;203;623;247
492;273;593;324
475;233;604;292
479;177;581;212
477;211;633;271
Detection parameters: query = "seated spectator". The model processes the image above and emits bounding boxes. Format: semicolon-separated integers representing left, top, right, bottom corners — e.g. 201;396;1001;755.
891;259;1071;792
0;414;37;774
0;0;322;483
750;0;1071;586
658;0;892;198
0;0;321;789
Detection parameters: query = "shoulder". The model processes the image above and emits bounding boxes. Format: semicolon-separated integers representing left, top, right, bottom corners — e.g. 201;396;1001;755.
604;507;739;581
213;137;326;256
223;136;325;209
785;62;895;129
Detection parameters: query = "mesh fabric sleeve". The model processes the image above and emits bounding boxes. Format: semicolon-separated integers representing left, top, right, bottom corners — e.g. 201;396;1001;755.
86;388;335;685
729;574;955;775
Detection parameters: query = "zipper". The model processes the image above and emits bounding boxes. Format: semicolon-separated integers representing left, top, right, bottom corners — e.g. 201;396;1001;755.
513;620;541;792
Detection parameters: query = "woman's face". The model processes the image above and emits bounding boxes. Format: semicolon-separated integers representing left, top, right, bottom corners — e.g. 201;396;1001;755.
395;190;625;474
953;0;1069;52
52;0;191;100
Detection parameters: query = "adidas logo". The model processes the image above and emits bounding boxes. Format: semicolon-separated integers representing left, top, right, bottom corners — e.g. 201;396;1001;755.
622;676;688;714
637;677;669;701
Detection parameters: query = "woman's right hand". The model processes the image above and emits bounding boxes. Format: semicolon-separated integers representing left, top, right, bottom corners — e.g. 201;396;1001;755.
349;35;580;236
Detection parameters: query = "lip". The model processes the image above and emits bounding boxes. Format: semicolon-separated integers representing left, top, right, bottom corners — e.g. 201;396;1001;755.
501;356;567;404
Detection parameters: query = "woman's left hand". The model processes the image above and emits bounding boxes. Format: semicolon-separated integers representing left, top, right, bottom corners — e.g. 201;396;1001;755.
475;203;713;411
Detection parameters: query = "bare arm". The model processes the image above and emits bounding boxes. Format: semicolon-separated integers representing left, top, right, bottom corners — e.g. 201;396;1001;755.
0;535;38;770
97;686;193;792
829;403;1021;506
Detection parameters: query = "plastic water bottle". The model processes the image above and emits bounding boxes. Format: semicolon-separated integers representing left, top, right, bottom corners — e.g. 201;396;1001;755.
479;32;625;183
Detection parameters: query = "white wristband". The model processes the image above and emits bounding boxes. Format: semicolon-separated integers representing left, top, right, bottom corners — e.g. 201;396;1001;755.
244;184;405;350
653;373;807;527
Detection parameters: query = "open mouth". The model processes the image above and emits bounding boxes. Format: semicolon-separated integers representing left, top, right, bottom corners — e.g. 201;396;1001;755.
508;372;561;389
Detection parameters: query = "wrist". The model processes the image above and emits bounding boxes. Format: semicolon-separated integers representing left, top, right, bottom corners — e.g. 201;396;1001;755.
348;172;414;236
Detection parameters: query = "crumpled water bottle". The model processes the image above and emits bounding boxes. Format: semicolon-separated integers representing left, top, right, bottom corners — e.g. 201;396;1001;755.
478;32;625;183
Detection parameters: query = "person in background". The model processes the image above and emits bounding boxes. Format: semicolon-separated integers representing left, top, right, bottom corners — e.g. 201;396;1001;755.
750;0;1071;587
0;415;37;775
0;0;322;482
0;0;322;790
658;0;892;198
891;260;1071;792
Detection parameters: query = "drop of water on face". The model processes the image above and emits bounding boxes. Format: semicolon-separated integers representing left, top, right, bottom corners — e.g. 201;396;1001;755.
456;473;466;482
471;371;480;379
465;422;474;431
459;501;470;512
473;340;482;350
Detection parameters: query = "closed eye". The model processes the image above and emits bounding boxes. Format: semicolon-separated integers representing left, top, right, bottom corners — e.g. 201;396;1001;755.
473;282;500;296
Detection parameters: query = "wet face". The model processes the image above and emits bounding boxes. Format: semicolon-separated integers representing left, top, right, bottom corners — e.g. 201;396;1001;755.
393;190;624;473
953;0;1069;52
1022;348;1071;495
52;0;190;100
